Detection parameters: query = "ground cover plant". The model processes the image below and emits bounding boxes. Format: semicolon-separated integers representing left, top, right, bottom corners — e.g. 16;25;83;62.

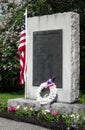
0;102;85;130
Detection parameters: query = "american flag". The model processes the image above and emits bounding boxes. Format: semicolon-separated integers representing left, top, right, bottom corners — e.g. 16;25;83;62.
45;78;55;90
18;17;26;85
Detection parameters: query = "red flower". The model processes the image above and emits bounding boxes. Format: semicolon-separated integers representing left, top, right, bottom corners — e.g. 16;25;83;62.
8;106;16;112
51;111;57;116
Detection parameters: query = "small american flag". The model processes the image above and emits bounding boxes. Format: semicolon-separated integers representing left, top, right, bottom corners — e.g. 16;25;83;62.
18;17;26;85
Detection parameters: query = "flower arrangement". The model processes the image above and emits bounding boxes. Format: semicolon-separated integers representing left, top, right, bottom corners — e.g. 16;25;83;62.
36;78;58;104
6;105;85;129
0;103;85;130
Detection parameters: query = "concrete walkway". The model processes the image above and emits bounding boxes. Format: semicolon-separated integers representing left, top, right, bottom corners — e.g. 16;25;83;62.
0;118;50;130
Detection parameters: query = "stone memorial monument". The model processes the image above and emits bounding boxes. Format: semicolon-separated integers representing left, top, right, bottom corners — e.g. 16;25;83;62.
25;12;80;103
8;12;85;113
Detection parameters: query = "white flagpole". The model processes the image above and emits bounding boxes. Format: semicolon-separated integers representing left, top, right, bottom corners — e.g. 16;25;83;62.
24;7;28;98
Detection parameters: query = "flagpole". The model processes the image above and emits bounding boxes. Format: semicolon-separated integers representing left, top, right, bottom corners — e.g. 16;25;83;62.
25;7;28;98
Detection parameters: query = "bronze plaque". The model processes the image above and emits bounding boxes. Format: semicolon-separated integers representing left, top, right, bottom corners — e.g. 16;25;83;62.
33;30;62;88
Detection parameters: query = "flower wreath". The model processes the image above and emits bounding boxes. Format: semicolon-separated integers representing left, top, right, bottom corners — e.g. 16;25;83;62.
36;78;57;104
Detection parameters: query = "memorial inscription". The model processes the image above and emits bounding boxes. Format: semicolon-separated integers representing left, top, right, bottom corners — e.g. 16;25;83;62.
33;30;62;88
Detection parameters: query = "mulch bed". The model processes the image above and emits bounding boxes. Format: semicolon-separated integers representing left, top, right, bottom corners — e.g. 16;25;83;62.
0;112;84;130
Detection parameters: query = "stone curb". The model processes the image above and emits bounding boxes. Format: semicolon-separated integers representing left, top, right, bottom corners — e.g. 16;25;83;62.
8;98;85;114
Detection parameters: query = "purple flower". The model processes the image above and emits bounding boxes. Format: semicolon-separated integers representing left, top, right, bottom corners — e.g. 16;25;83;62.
72;119;77;127
67;126;70;130
83;117;85;123
0;3;3;7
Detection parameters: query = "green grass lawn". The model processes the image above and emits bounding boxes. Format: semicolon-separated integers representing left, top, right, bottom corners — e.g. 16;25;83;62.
0;92;84;107
0;93;24;106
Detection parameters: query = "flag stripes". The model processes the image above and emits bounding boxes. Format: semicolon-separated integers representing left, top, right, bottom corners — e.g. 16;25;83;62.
18;17;26;85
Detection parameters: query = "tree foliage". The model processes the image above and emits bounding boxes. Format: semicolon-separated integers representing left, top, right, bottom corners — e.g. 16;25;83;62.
0;2;25;92
0;0;85;92
27;0;85;91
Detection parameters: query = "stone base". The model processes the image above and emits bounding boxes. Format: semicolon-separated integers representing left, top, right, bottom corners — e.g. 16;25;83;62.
8;98;85;114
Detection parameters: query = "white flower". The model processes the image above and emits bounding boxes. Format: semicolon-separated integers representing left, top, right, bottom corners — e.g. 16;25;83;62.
16;105;21;110
76;114;80;119
30;107;33;111
23;106;28;111
42;109;50;115
62;115;66;118
44;109;50;113
70;114;76;118
42;110;46;115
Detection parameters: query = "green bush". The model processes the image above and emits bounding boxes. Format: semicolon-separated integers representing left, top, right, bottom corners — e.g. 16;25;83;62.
0;2;25;92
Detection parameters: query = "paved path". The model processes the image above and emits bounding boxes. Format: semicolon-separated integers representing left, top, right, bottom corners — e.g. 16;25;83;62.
0;118;50;130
